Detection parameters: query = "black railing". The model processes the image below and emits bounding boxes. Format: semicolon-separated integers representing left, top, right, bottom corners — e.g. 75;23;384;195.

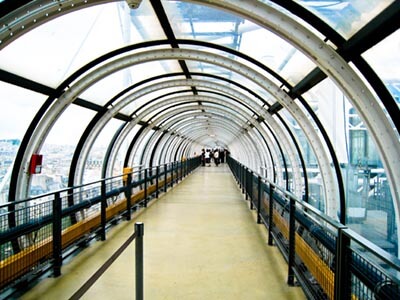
227;156;400;300
0;157;201;295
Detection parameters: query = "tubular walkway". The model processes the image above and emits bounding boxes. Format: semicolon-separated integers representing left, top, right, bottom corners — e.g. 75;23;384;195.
21;164;305;299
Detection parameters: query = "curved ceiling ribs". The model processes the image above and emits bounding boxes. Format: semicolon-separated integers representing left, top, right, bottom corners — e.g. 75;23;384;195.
1;0;399;229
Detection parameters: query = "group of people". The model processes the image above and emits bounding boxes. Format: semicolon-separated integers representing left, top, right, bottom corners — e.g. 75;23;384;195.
200;148;226;167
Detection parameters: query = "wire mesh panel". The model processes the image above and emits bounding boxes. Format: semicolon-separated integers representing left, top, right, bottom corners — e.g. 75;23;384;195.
259;182;269;223
349;239;400;300
0;198;53;289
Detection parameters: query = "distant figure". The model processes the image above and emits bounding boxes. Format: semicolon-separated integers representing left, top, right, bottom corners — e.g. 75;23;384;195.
214;149;219;166
205;149;211;166
220;149;225;163
201;149;205;166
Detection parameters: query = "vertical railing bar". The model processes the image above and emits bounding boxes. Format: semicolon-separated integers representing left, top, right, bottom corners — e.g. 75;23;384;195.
164;163;167;193
100;180;106;241
144;169;148;208
287;196;296;286
52;191;62;277
335;227;351;300
126;173;132;221
171;163;174;188
257;175;262;224
135;222;144;300
268;184;274;246
250;171;254;209
156;166;159;198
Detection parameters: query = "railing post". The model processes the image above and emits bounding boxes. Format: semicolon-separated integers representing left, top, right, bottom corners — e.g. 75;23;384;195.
250;171;254;209
242;166;245;194
52;191;62;277
180;160;183;179
126;173;132;221
135;222;144;300
184;159;187;177
156;166;159;198
171;163;174;188
100;180;106;241
268;184;274;246
335;227;351;300
164;163;168;193
257;175;262;224
238;163;242;188
144;169;148;207
244;168;249;200
176;162;179;183
287;196;296;286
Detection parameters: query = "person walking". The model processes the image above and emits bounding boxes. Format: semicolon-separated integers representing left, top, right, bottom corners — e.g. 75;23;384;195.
214;149;219;166
205;149;211;167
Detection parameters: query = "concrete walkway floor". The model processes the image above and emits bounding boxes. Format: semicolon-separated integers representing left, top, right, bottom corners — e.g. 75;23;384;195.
21;164;305;300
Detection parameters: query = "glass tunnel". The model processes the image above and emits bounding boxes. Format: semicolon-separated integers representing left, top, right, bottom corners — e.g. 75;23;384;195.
0;0;399;294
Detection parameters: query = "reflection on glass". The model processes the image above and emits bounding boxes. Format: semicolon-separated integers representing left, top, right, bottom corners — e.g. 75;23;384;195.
83;119;123;184
0;83;46;204
280;110;324;211
293;0;393;39
31;106;95;196
0;1;165;88
163;1;315;85
304;78;397;255
363;30;400;108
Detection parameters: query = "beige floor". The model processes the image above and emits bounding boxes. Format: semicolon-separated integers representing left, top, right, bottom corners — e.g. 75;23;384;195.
22;164;305;300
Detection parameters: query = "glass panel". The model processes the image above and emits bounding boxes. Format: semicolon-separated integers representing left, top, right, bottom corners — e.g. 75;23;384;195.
363;30;400;107
0;1;165;88
121;87;190;116
292;0;393;39
133;129;155;166
158;110;204;127
113;124;142;176
32;106;96;195
304;78;397;255
279;110;323;210
187;61;272;106
83;119;124;184
164;1;315;85
192;73;271;107
144;102;195;123
80;60;183;106
0;82;46;203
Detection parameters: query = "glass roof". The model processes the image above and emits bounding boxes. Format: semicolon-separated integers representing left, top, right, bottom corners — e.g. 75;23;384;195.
80;60;183;106
164;1;315;85
292;0;394;39
0;2;165;87
363;30;400;105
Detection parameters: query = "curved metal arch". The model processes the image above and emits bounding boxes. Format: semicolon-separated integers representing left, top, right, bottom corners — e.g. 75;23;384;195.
106;88;299;194
0;0;116;48
134;109;262;172
104;78;274;177
156;121;239;165
168;104;299;193
151;106;269;172
177;129;252;167
174;122;266;171
141;106;275;181
136;108;251;170
163;116;274;176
